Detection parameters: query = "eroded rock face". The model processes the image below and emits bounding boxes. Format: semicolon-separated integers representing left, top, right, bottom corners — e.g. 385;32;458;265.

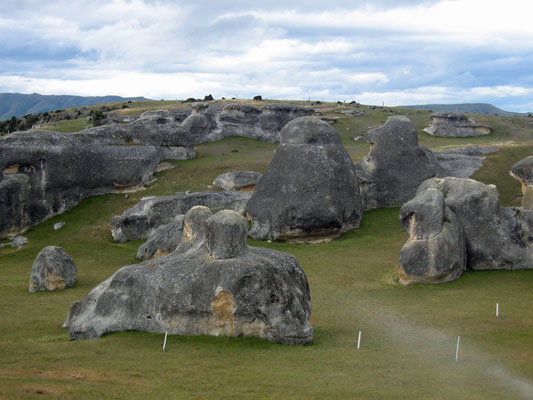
0;118;195;238
136;215;184;260
246;116;362;242
213;171;262;191
355;116;437;210
29;246;77;292
399;177;533;284
423;112;491;137
65;208;313;345
434;146;498;179
111;191;251;243
180;102;314;143
510;156;533;209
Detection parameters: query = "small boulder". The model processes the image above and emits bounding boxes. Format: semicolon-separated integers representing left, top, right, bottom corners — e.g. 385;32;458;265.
11;236;28;248
54;222;66;230
29;246;77;292
246;116;362;242
213;171;262;191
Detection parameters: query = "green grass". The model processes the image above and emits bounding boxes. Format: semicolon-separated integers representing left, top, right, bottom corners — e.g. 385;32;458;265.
1;103;533;399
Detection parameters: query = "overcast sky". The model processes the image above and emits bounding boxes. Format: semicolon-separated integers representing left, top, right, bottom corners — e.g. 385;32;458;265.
1;0;533;111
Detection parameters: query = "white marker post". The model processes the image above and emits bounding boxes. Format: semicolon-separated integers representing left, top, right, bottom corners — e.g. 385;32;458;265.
455;336;461;362
357;331;362;349
496;303;499;317
163;331;168;351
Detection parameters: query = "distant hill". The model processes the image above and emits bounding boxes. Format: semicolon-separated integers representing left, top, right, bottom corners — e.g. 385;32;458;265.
0;93;149;120
398;103;524;116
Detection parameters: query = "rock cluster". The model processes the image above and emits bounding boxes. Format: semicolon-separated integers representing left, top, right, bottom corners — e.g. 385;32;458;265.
247;116;362;242
65;207;313;344
111;191;251;243
213;171;262;191
423;112;491;137
355;116;437;210
0;115;195;238
510;156;533;209
29;246;77;292
399;177;533;284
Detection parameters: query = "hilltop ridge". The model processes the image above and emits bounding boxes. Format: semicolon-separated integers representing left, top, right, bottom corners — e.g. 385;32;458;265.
0;93;149;120
399;103;525;116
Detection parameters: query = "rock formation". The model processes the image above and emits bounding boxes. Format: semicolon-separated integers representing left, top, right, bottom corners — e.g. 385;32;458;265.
183;102;314;143
423;112;491;137
399;177;533;284
355;116;437;210
246;116;362;242
213;171;262;191
0;114;195;238
434;146;498;178
111;191;251;243
136;215;184;260
29;246;77;292
65;207;313;345
510;156;533;209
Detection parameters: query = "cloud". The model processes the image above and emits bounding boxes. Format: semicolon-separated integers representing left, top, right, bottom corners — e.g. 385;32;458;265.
0;0;532;111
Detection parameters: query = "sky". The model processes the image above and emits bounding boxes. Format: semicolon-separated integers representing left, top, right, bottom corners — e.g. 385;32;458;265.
1;0;533;111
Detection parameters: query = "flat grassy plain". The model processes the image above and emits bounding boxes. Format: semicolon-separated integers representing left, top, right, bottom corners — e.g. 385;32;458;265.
1;103;532;399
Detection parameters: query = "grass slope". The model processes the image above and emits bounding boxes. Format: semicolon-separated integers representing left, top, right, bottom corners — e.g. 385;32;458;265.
1;102;533;399
399;103;524;116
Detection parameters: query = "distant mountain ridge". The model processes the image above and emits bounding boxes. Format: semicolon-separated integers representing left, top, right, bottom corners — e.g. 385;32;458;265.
0;93;149;120
399;103;524;116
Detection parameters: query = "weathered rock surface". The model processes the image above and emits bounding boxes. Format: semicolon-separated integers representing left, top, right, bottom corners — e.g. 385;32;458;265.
111;191;251;242
65;208;313;344
434;146;498;178
424;112;491;137
0;115;196;238
0;235;29;249
213;171;262;191
136;215;184;260
510;156;533;209
355;116;437;210
399;177;533;284
247;116;362;242
183;102;314;143
29;246;77;292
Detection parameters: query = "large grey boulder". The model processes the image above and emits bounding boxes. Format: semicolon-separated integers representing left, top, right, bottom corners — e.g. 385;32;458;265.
213;171;262;191
510;156;533;209
399;189;466;284
246;116;362;242
65;208;313;345
29;246;77;292
136;215;185;260
354;116;437;210
424;112;491;137
111;191;251;242
0;116;195;238
398;177;533;284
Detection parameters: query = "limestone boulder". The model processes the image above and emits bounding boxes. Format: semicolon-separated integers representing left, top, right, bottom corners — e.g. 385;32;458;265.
246;116;362;242
354;116;437;210
29;246;77;292
136;215;185;260
434;146;498;178
398;177;533;284
213;171;262;191
510;156;533;209
399;189;466;284
111;191;251;242
65;208;313;345
424;112;491;137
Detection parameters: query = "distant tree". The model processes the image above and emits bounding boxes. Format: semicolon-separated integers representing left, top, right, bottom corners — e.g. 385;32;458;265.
90;110;105;126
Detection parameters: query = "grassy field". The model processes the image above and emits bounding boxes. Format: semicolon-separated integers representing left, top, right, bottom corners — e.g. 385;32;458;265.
1;102;533;399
